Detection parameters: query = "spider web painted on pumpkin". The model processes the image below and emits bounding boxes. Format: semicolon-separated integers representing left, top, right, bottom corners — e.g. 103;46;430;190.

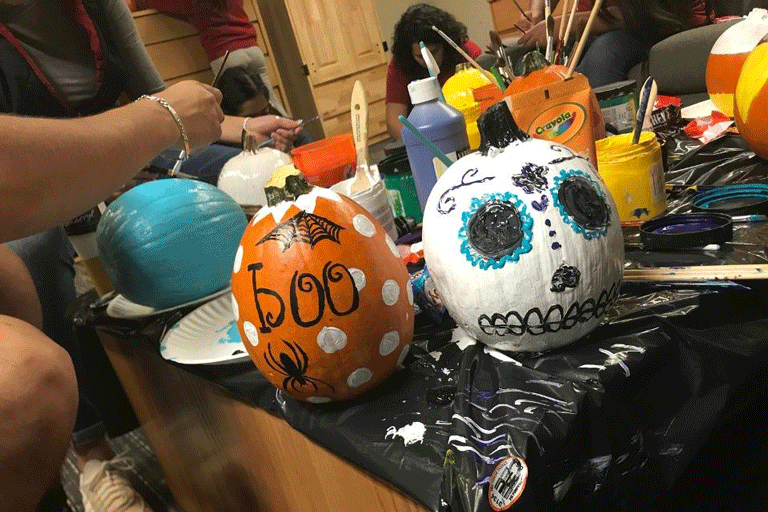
256;210;344;252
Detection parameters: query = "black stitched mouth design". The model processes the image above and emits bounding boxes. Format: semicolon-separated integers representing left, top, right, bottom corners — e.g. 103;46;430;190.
477;282;620;336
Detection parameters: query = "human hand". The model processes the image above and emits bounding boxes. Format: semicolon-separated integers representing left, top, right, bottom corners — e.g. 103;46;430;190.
245;115;302;152
517;15;561;48
156;81;224;151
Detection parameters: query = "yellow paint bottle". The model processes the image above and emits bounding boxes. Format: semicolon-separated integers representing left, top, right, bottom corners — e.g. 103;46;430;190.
443;64;491;150
595;132;666;223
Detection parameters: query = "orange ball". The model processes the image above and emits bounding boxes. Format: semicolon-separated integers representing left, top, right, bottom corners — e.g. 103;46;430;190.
231;181;414;403
734;42;768;160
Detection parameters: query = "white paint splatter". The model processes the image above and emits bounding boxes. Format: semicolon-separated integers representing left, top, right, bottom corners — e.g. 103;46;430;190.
485;347;523;365
382;280;400;306
348;268;366;291
451;327;475;351
233;245;243;273
352;214;376;237
526;380;563;388
429;351;442;361
243;322;259;346
317;326;347;354
599;348;631;377
379;331;400;356
347;368;372;388
385;422;426;446
579;364;606;371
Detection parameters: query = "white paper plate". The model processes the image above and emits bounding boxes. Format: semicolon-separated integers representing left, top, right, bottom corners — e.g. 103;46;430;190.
106;287;231;320
160;293;252;365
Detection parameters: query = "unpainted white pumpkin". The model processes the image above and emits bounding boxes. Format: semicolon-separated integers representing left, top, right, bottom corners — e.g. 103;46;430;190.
422;101;624;353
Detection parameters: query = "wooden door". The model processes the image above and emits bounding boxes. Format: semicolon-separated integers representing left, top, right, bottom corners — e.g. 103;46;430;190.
340;0;387;73
283;0;353;85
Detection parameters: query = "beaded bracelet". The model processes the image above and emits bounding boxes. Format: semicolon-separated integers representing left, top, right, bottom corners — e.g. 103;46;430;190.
139;94;190;161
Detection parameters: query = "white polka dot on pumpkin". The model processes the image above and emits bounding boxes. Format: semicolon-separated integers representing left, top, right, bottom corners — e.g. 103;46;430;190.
349;268;366;291
231;293;239;321
307;396;332;404
406;283;414;306
243;321;259;347
347;368;372;388
397;345;410;368
317;326;348;354
233;245;244;273
379;331;400;356
352;214;376;237
385;235;400;259
382;279;400;306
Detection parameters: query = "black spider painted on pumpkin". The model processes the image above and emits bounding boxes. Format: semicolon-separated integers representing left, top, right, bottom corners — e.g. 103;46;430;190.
264;340;336;393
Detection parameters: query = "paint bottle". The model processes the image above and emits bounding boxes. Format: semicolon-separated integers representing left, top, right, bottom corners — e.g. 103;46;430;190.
403;77;470;211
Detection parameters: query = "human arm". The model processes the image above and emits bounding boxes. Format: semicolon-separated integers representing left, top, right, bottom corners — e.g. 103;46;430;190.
386;103;409;140
219;114;301;151
0;81;224;242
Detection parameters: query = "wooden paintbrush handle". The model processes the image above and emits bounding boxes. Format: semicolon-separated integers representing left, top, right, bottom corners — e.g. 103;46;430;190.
350;80;369;165
566;0;604;78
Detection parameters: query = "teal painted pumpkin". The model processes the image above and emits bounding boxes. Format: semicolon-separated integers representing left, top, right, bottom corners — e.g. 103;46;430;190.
96;179;247;309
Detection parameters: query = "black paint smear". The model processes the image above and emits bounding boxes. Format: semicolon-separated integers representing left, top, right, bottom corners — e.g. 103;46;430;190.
632;208;650;218
257;210;344;252
232;350;245;356
551;264;581;292
552;242;562;250
467;200;523;260
511;163;549;194
558;177;609;230
437;168;495;214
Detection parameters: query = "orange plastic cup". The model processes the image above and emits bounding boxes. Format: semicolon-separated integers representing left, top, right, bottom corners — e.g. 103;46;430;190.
290;134;356;188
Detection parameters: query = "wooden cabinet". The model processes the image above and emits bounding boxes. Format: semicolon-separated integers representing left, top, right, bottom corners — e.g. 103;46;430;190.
275;0;389;142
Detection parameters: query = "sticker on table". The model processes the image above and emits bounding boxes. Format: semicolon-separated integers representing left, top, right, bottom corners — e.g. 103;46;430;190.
488;455;528;511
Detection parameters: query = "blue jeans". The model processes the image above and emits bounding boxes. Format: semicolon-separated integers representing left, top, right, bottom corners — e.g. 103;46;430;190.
8;143;238;447
575;30;650;88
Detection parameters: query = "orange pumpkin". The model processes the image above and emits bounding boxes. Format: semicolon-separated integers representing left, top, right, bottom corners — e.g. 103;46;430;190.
734;42;768;160
231;165;414;402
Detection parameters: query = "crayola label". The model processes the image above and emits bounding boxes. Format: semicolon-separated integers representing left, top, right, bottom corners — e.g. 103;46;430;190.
527;102;587;143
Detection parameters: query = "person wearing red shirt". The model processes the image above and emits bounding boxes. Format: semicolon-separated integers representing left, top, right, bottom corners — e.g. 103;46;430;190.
518;0;714;87
385;4;482;139
144;0;288;115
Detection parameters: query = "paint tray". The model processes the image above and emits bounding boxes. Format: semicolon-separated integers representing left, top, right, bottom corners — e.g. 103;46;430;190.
640;212;733;250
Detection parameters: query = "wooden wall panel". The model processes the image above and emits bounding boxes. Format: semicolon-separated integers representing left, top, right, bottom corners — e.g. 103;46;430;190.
321;97;386;139
311;64;387;119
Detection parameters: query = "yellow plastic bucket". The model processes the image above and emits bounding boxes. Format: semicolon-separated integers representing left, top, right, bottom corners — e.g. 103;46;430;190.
595;131;666;223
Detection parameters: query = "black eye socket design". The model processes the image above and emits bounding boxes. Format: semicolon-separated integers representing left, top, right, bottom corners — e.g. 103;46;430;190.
552;171;610;239
468;201;523;259
459;193;533;269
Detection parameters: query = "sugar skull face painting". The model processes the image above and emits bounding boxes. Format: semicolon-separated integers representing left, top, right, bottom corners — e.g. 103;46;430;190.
422;102;624;353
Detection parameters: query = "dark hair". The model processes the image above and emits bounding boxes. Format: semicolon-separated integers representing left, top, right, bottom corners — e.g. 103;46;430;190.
391;3;468;80
217;66;270;116
604;0;712;43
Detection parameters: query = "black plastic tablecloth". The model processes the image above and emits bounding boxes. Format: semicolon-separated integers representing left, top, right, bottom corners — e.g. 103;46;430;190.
78;134;768;512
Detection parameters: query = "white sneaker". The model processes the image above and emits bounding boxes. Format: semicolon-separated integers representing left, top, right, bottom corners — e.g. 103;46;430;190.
79;458;154;512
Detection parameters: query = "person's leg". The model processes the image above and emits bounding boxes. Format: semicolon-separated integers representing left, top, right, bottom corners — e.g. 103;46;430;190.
0;313;78;512
575;30;648;88
211;46;289;117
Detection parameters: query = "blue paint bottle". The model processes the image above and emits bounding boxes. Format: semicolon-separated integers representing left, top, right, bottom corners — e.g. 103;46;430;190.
402;77;470;211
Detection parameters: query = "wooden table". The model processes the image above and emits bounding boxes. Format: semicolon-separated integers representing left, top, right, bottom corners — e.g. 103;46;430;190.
99;331;428;512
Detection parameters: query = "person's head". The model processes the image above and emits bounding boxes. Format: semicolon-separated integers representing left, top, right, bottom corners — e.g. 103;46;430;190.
217;66;281;117
391;3;468;79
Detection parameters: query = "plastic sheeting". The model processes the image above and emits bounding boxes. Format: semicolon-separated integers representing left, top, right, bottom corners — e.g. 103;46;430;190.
79;132;768;512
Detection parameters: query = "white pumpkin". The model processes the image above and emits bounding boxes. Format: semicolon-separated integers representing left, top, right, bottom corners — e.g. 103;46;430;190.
217;133;293;207
422;102;624;353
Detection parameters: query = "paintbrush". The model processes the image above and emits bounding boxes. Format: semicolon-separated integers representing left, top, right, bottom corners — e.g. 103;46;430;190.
544;0;554;62
562;0;579;64
513;23;527;34
432;25;502;89
566;0;604;78
211;50;231;88
398;115;453;167
632;76;656;144
489;31;514;80
419;42;447;102
255;115;322;149
554;0;569;64
511;0;532;22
